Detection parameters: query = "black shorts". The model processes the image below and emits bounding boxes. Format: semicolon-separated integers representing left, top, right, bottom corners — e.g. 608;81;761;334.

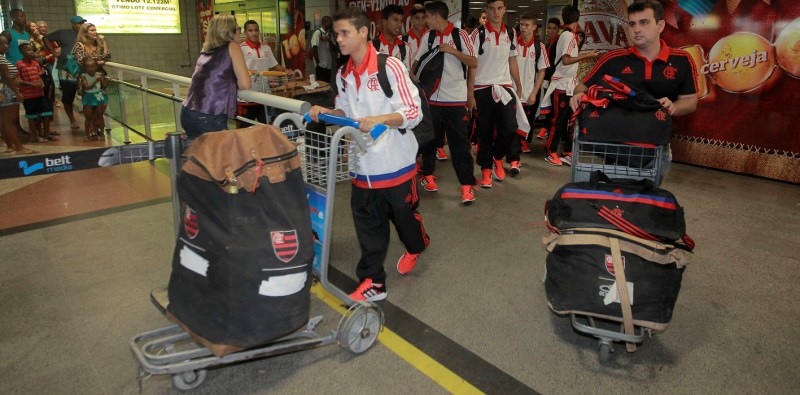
23;96;53;119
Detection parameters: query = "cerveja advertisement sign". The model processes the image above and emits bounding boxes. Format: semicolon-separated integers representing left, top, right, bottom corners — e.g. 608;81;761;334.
75;0;181;34
578;0;800;183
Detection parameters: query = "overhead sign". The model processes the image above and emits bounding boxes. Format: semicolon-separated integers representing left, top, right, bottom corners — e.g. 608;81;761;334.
75;0;182;34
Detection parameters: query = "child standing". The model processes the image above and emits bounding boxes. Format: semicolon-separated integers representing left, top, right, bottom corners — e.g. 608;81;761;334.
309;7;429;302
15;42;54;142
80;58;108;141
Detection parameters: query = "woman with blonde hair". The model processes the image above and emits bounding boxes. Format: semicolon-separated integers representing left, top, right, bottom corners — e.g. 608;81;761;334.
72;23;110;69
180;14;251;138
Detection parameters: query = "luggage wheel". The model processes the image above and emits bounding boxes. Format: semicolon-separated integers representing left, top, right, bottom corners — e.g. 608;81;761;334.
337;302;384;354
171;369;208;391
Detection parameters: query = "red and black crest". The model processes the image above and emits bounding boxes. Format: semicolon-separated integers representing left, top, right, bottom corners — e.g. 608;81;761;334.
604;254;626;276
184;206;199;239
271;230;298;263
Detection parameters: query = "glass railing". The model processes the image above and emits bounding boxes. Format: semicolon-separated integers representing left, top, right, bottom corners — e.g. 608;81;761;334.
103;62;311;144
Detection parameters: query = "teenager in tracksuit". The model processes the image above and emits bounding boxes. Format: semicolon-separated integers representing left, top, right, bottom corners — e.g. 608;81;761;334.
374;5;407;64
469;0;523;188
411;1;478;205
309;7;429;303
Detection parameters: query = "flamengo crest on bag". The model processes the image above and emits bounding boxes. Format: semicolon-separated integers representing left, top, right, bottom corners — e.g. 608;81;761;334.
605;254;626;275
184;206;199;239
271;230;298;263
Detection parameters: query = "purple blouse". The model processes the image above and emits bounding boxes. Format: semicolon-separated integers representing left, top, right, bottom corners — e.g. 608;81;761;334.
183;44;237;118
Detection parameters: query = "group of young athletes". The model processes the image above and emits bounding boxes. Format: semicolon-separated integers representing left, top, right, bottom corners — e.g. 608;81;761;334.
308;0;697;302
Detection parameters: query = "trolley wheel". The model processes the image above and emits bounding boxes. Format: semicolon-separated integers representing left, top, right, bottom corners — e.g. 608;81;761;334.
171;369;207;391
337;305;382;354
598;342;613;363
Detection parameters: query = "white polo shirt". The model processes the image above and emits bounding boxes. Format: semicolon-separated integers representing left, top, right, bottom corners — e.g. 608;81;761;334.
374;33;407;64
471;23;517;88
404;29;427;71
516;37;550;100
415;24;475;105
334;46;421;189
240;41;279;73
549;30;580;95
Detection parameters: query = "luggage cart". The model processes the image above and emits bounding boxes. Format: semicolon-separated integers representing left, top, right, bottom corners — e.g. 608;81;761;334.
570;123;667;185
130;114;386;391
563;123;666;362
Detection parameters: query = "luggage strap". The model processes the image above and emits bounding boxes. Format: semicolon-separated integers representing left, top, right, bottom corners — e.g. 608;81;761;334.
609;237;637;352
542;228;691;268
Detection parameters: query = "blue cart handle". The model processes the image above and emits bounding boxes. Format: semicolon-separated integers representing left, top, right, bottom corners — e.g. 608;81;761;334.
304;113;388;141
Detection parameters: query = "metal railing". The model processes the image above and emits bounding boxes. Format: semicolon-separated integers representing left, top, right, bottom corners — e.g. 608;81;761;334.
103;62;312;144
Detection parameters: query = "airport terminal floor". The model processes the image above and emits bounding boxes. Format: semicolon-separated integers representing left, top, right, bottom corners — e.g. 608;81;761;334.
1;106;798;394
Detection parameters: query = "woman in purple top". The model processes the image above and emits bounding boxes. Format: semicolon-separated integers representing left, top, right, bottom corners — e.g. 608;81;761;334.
181;14;251;138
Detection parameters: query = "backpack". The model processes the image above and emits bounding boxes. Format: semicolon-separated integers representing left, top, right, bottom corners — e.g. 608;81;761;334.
425;28;467;79
544;29;570;81
476;24;516;56
331;53;435;147
372;37;407;63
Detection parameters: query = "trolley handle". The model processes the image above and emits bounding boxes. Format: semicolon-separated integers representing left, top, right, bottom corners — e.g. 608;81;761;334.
304;113;387;141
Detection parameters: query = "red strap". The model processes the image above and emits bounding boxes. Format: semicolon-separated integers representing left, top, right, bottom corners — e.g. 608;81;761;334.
597;205;659;241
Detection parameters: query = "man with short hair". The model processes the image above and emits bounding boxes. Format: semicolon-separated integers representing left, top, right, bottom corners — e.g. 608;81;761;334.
404;4;428;71
570;0;698;185
311;16;333;82
373;5;406;64
469;0;525;188
412;0;478;204
539;5;598;167
507;12;549;170
239;20;286;124
1;9;30;65
47;15;86;130
545;17;561;46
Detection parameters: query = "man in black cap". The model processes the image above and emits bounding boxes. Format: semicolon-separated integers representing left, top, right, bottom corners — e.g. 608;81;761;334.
47;15;86;130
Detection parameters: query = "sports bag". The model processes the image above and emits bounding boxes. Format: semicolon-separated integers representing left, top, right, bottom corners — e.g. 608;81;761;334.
575;75;672;145
545;171;692;245
543;227;691;332
167;125;314;356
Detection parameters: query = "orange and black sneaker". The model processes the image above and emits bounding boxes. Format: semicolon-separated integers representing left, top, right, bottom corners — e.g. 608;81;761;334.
560;153;572;166
349;278;387;302
420;175;439;192
460;185;475;205
521;140;532;153
509;161;521;176
536;128;548;139
479;169;493;188
545;153;563;166
493;159;506;181
397;252;420;275
436;148;448;161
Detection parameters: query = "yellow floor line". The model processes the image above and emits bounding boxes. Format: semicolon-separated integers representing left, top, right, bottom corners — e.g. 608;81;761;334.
311;283;485;395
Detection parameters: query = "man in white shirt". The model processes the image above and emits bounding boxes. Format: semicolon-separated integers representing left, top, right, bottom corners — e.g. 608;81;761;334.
404;4;428;71
469;0;524;188
373;5;407;64
539;6;597;166
411;1;478;204
507;12;550;174
311;16;333;82
239;20;286;124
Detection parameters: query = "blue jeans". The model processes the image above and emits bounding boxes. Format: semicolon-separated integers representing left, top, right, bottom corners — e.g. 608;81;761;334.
180;106;229;139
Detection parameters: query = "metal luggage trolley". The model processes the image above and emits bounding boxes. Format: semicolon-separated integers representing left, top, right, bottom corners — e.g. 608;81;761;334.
565;122;668;362
130;114;386;391
570;123;667;185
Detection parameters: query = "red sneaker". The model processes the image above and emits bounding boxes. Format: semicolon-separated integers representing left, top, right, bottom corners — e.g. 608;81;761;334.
509;160;521;176
521;140;532;153
479;169;493;188
545;153;563;166
493;159;506;181
460;185;475;205
436;148;448;161
349;278;387;302
396;252;420;275
536;128;548;139
420;175;438;192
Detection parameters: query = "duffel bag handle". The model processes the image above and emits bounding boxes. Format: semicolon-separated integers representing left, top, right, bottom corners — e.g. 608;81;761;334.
589;170;655;191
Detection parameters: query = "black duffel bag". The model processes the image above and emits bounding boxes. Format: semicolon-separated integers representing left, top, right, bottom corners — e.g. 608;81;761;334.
167;125;314;356
546;171;691;245
543;228;691;329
